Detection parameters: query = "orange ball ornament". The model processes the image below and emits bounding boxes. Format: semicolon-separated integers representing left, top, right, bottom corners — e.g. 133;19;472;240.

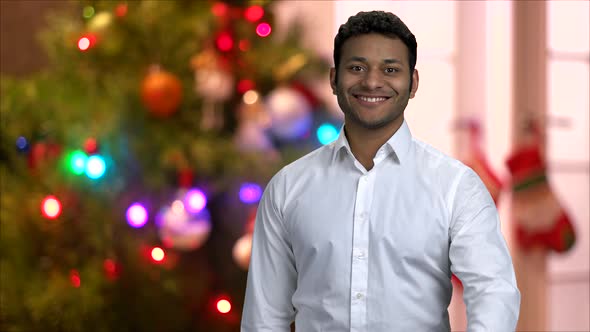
140;68;183;117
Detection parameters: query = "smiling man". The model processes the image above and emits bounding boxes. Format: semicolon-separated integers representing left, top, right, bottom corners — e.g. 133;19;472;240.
241;11;520;332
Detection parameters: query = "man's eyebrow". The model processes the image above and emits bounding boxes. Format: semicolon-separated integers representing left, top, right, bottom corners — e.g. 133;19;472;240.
383;58;403;64
344;56;403;64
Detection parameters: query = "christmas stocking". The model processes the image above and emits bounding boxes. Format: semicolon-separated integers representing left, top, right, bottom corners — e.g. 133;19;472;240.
506;144;576;253
459;121;504;204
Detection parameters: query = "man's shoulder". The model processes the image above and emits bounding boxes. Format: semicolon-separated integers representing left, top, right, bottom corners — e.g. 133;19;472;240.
279;143;334;176
411;137;467;174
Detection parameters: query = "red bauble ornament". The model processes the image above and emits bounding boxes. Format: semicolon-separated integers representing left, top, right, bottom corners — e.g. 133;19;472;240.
83;137;99;155
141;68;183;117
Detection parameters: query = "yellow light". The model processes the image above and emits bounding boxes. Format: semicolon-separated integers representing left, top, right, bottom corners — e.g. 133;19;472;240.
243;90;259;105
151;247;165;262
216;299;232;314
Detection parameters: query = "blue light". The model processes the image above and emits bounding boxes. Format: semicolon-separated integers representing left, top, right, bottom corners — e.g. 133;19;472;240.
16;136;29;152
239;183;262;204
316;123;339;145
85;155;106;179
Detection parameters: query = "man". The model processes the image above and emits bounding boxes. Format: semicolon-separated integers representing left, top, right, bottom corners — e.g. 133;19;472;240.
242;10;520;331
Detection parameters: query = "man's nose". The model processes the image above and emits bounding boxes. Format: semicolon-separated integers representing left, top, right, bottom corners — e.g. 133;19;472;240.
361;69;384;90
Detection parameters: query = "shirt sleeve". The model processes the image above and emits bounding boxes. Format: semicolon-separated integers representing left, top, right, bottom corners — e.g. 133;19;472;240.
241;171;297;332
449;168;521;332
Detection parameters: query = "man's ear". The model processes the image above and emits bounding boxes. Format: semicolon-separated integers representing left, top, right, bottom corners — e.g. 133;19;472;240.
410;68;419;99
329;67;337;95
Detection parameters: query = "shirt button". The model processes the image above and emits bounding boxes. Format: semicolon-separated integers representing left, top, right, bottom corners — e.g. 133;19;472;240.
357;251;365;259
356;292;364;299
360;212;368;219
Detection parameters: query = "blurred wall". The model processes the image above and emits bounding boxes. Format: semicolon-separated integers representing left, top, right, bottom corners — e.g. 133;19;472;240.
0;1;70;77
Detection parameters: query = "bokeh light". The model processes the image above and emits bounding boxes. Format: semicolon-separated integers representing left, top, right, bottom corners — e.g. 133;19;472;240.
256;23;271;37
16;136;29;152
70;270;81;288
82;6;95;19
151;247;165;262
317;123;339;145
239;183;262;204
41;195;62;219
216;299;232;314
68;150;87;175
243;90;259;105
185;189;207;214
244;5;264;22
216;32;233;52
126;203;148;228
85;155;106;179
211;2;228;17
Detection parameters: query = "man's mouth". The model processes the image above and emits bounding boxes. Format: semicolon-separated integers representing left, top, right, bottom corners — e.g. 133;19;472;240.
354;95;390;103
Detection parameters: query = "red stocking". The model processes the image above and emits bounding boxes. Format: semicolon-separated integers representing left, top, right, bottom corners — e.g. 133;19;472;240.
506;145;576;253
459;120;503;204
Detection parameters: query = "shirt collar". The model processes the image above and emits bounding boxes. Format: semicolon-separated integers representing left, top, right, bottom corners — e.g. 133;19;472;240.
332;120;412;164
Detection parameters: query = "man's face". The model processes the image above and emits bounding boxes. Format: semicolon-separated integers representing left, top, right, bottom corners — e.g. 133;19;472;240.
330;33;419;132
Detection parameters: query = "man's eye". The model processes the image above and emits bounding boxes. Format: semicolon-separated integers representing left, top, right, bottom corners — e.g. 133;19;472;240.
385;68;398;73
350;66;363;72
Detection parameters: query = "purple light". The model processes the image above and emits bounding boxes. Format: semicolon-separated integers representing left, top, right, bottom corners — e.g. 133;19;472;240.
126;203;148;228
185;189;207;214
239;183;262;204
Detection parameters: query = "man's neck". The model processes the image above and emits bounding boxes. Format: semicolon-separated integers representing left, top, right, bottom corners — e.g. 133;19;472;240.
344;119;403;171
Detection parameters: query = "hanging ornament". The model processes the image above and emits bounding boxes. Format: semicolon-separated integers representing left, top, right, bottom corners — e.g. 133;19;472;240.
233;233;253;270
156;191;212;251
233;208;257;270
455;119;503;204
233;95;276;153
265;86;313;141
140;66;183;118
191;49;234;130
506;144;576;253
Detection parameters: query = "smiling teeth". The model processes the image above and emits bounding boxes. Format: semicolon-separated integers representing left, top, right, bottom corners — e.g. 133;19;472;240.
358;96;387;103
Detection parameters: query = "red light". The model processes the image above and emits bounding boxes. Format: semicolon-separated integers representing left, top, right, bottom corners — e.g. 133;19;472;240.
239;39;250;52
70;270;81;288
211;2;228;17
244;5;264;22
216;299;231;314
237;79;255;94
216;32;234;52
151;247;165;262
78;37;90;51
115;3;128;17
41;195;62;219
255;23;271;37
77;34;97;51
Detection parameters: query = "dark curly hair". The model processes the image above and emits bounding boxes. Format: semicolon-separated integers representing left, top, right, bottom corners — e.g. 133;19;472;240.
333;11;417;83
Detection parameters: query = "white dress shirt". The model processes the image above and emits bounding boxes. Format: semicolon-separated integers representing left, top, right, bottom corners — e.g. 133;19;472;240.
242;121;520;332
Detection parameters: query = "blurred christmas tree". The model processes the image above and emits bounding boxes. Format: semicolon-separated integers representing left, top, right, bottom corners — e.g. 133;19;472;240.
0;1;338;331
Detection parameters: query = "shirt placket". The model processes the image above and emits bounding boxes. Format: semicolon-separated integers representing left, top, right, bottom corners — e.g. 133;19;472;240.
350;171;374;332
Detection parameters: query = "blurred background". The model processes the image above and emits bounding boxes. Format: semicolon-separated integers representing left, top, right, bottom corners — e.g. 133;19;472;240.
0;1;588;331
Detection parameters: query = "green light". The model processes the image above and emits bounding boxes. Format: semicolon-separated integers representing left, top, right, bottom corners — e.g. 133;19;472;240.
69;150;87;175
83;6;95;19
